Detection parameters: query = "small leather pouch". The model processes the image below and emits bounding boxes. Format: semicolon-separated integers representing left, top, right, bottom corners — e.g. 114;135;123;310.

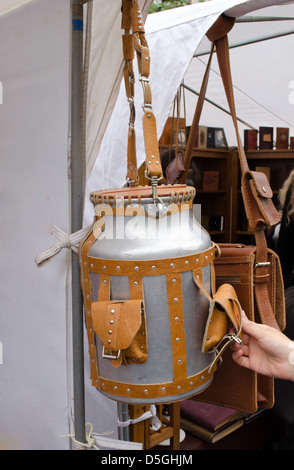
242;171;281;229
166;151;185;185
91;299;147;367
202;283;242;354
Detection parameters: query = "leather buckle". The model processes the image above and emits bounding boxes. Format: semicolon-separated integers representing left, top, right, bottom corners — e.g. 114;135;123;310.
254;262;270;269
102;346;121;360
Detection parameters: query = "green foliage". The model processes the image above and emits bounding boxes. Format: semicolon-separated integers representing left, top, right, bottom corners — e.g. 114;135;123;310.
149;0;189;13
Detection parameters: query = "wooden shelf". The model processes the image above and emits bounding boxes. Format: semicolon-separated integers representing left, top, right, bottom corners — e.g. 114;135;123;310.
158;146;294;243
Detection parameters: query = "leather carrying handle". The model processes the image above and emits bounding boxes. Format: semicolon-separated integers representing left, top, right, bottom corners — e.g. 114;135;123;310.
121;0;163;183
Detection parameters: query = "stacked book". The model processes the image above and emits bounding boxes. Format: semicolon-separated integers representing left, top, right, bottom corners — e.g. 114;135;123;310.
180;399;244;444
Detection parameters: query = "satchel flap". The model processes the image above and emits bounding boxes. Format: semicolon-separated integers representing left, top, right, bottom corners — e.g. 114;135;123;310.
202;283;242;353
250;171;273;198
91;299;143;351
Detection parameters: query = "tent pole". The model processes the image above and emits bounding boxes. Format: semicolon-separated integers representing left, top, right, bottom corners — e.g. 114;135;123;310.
182;82;256;130
71;0;86;447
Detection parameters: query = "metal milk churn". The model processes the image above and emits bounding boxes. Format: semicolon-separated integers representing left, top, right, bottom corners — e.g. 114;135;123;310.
78;1;239;405
79;184;219;403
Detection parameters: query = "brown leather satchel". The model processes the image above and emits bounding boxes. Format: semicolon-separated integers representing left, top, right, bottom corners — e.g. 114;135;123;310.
182;16;286;413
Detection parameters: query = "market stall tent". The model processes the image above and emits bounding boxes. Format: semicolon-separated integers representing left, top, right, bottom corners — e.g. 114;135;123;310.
0;0;293;450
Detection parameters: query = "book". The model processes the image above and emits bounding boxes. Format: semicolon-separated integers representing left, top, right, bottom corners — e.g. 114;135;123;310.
259;126;273;149
276;127;289;149
180;399;242;432
180;416;244;444
197;125;208;148
244;129;258;151
207;127;228;149
202;170;219;190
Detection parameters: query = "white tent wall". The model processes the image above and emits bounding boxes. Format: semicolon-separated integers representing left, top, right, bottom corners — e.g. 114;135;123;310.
0;0;71;450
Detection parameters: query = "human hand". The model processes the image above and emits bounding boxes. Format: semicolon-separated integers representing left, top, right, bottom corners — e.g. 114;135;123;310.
231;311;294;382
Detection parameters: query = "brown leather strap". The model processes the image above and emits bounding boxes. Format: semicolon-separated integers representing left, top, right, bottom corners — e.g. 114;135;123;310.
212;29;280;329
180;43;214;184
121;0;163;183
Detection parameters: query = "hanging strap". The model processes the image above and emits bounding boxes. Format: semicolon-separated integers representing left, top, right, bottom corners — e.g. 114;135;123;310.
121;0;163;188
199;16;281;330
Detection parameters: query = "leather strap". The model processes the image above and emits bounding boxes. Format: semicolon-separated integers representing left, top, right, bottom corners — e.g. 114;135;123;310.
182;18;281;330
121;0;163;183
213;33;280;330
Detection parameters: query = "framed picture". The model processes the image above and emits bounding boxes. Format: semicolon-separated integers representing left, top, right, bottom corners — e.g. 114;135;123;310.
207;127;228;149
173;128;186;146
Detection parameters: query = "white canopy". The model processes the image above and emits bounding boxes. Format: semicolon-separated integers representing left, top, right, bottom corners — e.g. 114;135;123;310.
84;0;294;226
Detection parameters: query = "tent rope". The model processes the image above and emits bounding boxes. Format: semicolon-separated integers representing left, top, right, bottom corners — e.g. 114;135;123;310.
117;404;161;431
35;224;91;267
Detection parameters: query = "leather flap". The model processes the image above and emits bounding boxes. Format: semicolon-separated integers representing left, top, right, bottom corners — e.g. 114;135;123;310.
202;283;242;353
91;299;143;351
250;171;273;198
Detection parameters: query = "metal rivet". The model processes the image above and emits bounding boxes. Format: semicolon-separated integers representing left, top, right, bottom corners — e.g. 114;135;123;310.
103;280;107;284
107;340;111;344
201;376;205;380
114;386;117;390
177;385;181;390
205;255;208;260
139;25;143;29
144;389;148;394
162;387;166;391
127;388;131;393
196;275;199;279
110;320;114;325
176;337;180;342
116;266;120;270
111;309;115;314
262;186;267;193
196;258;199;263
152;265;156;270
174;298;178;302
141;331;145;336
185;260;189;265
87;294;90;299
175;317;179;322
170;263;174;268
90;263;93;268
108;330;112;334
172;278;176;283
138;20;142;24
102;383;105;388
190;381;193;386
134;281;138;286
135;266;139;271
148;161;151;165
178;360;182;364
103;266;106;270
140;346;144;350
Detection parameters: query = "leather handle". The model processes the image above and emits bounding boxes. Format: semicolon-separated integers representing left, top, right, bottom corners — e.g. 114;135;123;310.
121;0;163;183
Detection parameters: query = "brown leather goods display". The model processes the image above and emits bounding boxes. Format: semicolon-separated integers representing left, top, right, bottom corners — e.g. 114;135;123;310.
182;15;286;414
78;3;243;405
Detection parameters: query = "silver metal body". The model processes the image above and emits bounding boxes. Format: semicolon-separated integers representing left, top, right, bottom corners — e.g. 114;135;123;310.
87;192;215;403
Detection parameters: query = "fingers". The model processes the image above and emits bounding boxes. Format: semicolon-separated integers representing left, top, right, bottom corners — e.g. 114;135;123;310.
232;349;251;370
